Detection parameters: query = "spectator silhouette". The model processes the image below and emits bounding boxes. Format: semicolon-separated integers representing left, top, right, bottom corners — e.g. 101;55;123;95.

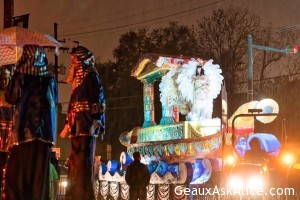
243;138;269;164
125;152;150;200
50;151;60;177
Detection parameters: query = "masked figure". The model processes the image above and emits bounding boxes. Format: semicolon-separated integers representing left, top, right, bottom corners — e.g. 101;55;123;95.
60;45;105;200
4;45;58;200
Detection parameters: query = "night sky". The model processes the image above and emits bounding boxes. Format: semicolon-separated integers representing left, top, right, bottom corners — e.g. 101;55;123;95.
2;0;299;62
12;0;299;112
1;0;300;159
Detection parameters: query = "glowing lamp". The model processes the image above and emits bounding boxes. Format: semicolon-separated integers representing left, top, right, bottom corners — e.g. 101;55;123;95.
286;45;299;54
293;45;298;54
226;155;235;165
247;176;264;189
228;176;243;189
61;181;68;188
282;153;294;166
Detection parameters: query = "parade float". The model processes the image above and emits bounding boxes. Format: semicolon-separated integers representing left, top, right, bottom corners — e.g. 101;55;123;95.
95;54;225;200
96;54;281;200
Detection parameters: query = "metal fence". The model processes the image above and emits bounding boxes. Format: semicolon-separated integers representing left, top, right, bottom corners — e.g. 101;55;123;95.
50;175;67;200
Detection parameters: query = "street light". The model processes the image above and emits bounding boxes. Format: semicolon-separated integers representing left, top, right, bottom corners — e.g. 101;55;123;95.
285;45;299;54
247;34;299;101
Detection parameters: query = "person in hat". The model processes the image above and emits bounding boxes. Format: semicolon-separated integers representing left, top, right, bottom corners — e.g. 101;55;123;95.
60;45;105;200
125;152;151;200
4;45;58;199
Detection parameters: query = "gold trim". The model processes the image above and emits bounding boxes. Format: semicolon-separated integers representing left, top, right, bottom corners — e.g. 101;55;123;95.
137;67;169;81
69;134;98;138
12;138;54;146
130;131;222;148
133;59;151;77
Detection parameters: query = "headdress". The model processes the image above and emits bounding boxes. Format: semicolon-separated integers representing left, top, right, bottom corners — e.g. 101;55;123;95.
14;45;49;76
66;45;97;87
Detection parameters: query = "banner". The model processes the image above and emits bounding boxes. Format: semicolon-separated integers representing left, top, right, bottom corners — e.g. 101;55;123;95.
12;14;30;28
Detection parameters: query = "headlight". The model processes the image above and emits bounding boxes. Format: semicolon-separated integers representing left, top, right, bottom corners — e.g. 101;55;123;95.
228;176;243;189
228;176;265;190
282;153;294;166
226;155;236;166
247;176;264;189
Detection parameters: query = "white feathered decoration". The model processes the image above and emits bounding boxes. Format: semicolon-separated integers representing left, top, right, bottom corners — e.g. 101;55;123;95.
176;59;223;122
159;67;182;106
203;60;223;100
176;61;197;104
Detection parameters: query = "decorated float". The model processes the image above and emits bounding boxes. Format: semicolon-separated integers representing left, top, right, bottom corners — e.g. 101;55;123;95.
96;54;281;200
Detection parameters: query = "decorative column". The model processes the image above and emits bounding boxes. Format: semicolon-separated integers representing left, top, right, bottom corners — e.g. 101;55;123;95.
160;104;175;125
173;105;179;123
142;83;156;128
159;79;177;125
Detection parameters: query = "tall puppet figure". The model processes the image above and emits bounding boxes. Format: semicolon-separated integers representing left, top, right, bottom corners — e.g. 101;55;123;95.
0;68;13;197
60;45;105;200
4;45;58;199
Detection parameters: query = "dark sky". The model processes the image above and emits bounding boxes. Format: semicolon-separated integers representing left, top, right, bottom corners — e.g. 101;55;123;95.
1;0;300;106
1;0;300;159
2;0;299;61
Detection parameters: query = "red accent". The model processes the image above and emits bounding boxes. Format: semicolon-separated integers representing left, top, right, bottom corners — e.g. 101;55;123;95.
227;126;254;135
294;45;299;54
130;136;138;144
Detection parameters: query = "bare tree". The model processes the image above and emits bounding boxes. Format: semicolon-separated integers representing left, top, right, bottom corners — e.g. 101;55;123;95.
196;5;300;97
96;22;198;158
196;5;262;96
253;27;299;92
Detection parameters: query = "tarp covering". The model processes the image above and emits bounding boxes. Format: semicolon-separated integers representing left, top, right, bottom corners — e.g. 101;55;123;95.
246;133;281;153
236;133;281;157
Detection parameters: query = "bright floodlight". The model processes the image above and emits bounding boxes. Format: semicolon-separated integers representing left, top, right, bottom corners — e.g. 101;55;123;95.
226;155;235;165
228;176;243;189
247;176;264;189
283;154;294;166
61;181;68;188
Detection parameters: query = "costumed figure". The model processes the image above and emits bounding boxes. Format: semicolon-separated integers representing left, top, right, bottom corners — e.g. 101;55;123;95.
60;45;105;200
4;45;58;200
176;59;223;122
0;67;13;195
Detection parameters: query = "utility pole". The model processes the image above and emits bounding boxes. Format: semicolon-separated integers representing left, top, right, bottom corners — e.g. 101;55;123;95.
4;0;14;28
247;35;253;102
54;22;58;81
52;23;68;146
53;22;59;146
